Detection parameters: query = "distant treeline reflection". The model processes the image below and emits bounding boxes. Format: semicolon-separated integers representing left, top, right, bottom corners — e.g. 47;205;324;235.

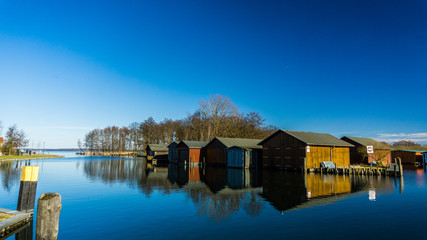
0;160;31;191
82;158;396;220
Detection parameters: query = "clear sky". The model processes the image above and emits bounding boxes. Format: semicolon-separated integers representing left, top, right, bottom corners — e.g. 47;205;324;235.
0;0;426;148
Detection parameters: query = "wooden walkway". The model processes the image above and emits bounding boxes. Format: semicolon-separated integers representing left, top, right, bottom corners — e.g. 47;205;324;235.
0;208;31;238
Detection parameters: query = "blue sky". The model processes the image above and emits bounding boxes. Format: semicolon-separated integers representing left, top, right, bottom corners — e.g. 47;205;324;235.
0;0;426;148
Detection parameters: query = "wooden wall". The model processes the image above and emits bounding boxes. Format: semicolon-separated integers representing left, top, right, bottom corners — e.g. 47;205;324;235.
391;151;422;164
262;131;306;169
205;139;227;166
177;148;189;165
369;150;391;165
306;146;350;168
168;143;178;163
189;149;202;164
177;147;202;165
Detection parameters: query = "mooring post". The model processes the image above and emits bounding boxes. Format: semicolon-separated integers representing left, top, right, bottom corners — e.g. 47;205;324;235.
398;157;403;177
36;193;62;240
394;159;397;176
17;166;39;213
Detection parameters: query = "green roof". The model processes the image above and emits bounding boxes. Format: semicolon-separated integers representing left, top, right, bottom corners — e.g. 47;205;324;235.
179;140;209;149
147;144;168;152
260;130;354;147
215;137;263;149
341;136;390;149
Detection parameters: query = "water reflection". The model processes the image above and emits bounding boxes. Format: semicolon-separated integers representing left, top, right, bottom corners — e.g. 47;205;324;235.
0;160;33;191
79;158;402;220
0;157;409;224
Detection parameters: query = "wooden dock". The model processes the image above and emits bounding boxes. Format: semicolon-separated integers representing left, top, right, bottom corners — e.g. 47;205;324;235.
0;208;31;238
307;158;404;177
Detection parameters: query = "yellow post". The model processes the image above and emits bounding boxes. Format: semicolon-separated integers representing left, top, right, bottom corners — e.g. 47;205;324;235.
18;166;40;213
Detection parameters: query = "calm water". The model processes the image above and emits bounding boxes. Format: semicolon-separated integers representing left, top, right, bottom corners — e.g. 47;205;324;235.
1;155;427;239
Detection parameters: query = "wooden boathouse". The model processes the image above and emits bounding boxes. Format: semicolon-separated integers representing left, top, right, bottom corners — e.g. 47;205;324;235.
259;130;353;171
341;136;391;165
226;143;262;168
168;141;180;163
146;144;168;159
204;137;263;167
176;140;208;166
391;150;427;164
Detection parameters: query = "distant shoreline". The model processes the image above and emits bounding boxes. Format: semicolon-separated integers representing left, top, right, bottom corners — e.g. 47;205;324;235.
0;155;64;162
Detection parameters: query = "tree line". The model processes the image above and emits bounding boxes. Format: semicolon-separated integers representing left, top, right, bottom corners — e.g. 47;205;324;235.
81;95;278;153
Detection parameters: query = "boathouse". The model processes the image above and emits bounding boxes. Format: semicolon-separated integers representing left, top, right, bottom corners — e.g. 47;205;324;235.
168;141;180;163
259;130;353;170
146;144;168;159
204;137;263;167
226;144;262;168
176;140;208;166
391;150;427;164
341;136;391;165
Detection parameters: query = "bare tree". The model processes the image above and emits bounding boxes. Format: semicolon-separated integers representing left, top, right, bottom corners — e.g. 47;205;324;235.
199;94;239;138
77;139;83;152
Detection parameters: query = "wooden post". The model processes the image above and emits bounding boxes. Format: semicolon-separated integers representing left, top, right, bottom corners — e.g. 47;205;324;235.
17;166;39;213
36;193;62;240
303;157;307;173
394;160;397;176
398;157;403;177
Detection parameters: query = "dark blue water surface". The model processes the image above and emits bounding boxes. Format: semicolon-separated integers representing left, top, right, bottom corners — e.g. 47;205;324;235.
1;156;427;239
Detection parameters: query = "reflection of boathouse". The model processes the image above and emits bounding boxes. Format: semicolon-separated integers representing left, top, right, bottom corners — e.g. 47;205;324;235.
261;172;353;212
261;171;394;213
167;165;201;187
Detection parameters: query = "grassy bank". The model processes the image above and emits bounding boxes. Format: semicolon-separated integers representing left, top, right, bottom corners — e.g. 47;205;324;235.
0;155;64;161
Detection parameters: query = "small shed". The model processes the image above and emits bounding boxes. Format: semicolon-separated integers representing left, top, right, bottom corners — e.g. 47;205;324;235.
341;136;391;165
204;137;263;167
168;141;180;163
259;130;354;170
391;150;427;164
176;140;208;166
146;144;168;160
226;144;262;168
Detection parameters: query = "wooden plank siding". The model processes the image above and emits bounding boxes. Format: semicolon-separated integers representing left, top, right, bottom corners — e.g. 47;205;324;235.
176;141;206;166
341;136;391;165
261;130;351;170
205;139;227;166
306;146;350;169
262;131;306;169
168;142;179;163
391;150;424;164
